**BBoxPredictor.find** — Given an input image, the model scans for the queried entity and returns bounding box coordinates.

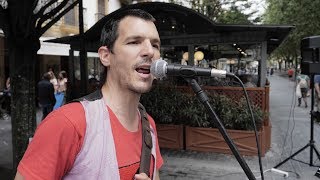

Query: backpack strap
[70,90,103,103]
[138,103,153,177]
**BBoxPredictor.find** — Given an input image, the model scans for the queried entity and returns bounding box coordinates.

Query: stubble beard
[128,80,153,94]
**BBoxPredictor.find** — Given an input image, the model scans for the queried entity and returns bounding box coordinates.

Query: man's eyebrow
[125,35,142,41]
[149,38,161,47]
[151,38,161,45]
[125,36,161,44]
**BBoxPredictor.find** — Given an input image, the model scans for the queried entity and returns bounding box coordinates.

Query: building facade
[0,0,124,91]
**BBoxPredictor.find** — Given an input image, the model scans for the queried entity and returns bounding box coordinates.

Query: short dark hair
[99,9,156,86]
[100,9,156,51]
[43,72,51,81]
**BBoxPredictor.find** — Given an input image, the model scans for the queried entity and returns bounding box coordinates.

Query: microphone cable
[229,73,265,180]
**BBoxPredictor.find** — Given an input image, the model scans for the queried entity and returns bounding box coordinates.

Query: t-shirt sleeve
[147,114,164,170]
[17,103,85,180]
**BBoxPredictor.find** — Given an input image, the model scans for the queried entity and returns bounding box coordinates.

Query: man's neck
[101,84,141,132]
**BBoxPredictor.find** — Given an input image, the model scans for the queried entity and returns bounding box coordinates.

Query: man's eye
[128,41,139,44]
[153,44,160,49]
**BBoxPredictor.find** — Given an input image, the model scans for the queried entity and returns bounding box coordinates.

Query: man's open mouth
[136,67,150,74]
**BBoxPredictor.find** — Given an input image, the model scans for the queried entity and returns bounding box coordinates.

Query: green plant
[209,95,264,131]
[140,83,190,125]
[141,84,264,131]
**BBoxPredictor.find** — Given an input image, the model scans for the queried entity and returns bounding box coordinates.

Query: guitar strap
[137,103,153,177]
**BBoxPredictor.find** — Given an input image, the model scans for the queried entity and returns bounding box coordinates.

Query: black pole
[188,78,256,180]
[67,49,75,101]
[79,0,88,96]
[310,74,315,165]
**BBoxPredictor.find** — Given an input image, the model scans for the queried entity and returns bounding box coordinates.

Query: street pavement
[1,71,320,180]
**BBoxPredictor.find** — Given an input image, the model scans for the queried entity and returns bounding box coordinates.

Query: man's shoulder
[298,74,308,79]
[59,102,85,119]
[38,80,48,85]
[54,102,86,134]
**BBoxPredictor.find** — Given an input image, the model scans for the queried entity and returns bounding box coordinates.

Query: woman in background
[48,71,58,93]
[54,71,67,109]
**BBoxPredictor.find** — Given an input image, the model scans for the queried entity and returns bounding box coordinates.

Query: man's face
[104,16,161,94]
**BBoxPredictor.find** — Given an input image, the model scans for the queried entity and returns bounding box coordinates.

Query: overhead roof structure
[47,2,293,55]
[46,2,293,88]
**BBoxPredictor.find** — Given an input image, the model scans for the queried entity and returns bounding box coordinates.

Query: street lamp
[194,51,204,61]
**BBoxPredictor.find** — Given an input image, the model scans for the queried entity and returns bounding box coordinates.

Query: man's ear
[98,46,111,67]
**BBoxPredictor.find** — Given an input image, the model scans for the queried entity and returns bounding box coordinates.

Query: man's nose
[141,40,154,58]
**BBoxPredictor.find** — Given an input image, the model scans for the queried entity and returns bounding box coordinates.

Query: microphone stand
[187,78,256,180]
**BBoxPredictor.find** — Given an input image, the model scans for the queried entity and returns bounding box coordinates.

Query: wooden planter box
[185,125,269,156]
[156,124,184,150]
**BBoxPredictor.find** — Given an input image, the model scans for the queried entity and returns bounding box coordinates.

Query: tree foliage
[216,5,252,24]
[168,0,223,21]
[167,0,257,24]
[190,0,222,21]
[264,0,320,63]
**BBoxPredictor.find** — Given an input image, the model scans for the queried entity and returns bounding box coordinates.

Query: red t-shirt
[18,103,163,180]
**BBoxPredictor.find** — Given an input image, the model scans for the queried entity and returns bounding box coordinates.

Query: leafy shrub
[141,84,264,131]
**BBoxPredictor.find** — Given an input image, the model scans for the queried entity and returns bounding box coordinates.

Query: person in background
[15,8,163,180]
[5,77,10,91]
[288,68,294,79]
[48,71,58,93]
[0,77,11,114]
[37,72,56,120]
[54,70,68,109]
[296,69,310,108]
[244,75,257,88]
[57,70,68,93]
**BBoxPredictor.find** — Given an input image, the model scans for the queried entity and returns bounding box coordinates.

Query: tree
[218,0,262,24]
[167,0,223,21]
[0,0,79,170]
[166,0,260,24]
[264,0,320,67]
[216,5,252,24]
[190,0,222,21]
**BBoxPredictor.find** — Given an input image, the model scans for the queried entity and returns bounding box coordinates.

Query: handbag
[296,84,302,98]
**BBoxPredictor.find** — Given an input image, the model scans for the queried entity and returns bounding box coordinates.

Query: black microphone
[150,59,233,79]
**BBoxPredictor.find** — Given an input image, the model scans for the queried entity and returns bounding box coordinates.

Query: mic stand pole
[187,78,256,180]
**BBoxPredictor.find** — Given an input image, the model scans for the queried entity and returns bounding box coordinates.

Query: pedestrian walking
[288,68,294,79]
[270,67,274,76]
[296,69,310,108]
[15,8,163,180]
[37,72,56,120]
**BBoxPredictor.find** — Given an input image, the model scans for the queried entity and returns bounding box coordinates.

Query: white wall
[83,0,98,29]
[108,0,121,13]
[83,0,122,29]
